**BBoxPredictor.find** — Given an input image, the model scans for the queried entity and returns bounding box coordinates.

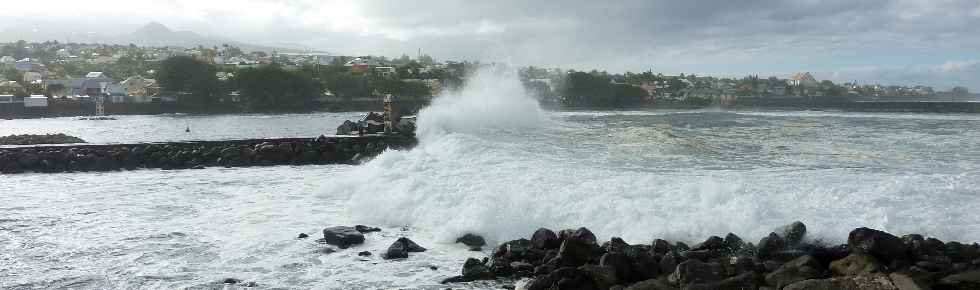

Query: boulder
[579,264,619,290]
[601,252,633,283]
[321,226,365,249]
[384,237,426,259]
[668,259,724,287]
[758,232,786,259]
[460,258,494,280]
[692,236,727,252]
[532,228,561,250]
[848,227,909,264]
[456,233,486,250]
[625,279,677,290]
[783,274,898,290]
[765,255,823,289]
[525,267,598,290]
[559,236,598,267]
[888,273,931,290]
[725,233,746,252]
[830,253,882,276]
[779,221,808,245]
[938,270,980,290]
[652,239,673,255]
[337,120,357,135]
[354,225,381,233]
[684,272,759,290]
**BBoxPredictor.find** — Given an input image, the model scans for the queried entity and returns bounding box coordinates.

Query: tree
[234,65,316,111]
[156,56,220,108]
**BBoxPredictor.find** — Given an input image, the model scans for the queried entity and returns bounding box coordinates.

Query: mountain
[1,22,321,53]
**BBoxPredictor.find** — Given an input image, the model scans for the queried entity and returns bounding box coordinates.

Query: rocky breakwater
[0,133,86,145]
[0,116,417,174]
[443,222,980,290]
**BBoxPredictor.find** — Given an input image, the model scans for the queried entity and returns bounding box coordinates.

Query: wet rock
[765,255,823,289]
[559,236,598,266]
[758,232,786,259]
[668,259,724,287]
[354,225,381,233]
[510,261,535,276]
[297,233,309,239]
[779,221,808,245]
[358,251,372,257]
[222,278,242,284]
[526,267,597,290]
[604,237,631,253]
[848,227,909,264]
[384,237,426,259]
[625,279,677,290]
[321,226,365,249]
[684,272,759,290]
[460,258,495,281]
[783,273,898,290]
[725,233,746,252]
[938,270,980,290]
[579,264,619,290]
[625,246,660,282]
[652,239,673,255]
[532,228,561,250]
[830,253,882,276]
[888,273,931,290]
[692,236,727,252]
[337,120,357,135]
[456,233,486,251]
[601,252,633,283]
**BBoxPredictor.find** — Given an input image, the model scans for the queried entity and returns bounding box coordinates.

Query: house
[119,76,158,103]
[375,66,396,78]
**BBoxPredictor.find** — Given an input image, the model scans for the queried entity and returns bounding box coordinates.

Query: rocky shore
[440,222,980,290]
[0,114,416,174]
[0,133,86,145]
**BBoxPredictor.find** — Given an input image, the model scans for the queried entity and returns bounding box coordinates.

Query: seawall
[0,135,416,174]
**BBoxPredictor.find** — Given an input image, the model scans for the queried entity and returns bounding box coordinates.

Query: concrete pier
[0,134,416,174]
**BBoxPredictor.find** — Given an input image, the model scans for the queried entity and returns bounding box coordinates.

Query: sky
[1,0,978,90]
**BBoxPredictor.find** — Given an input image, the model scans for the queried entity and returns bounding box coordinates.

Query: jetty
[0,111,417,174]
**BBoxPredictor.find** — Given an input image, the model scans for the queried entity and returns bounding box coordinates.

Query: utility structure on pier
[383,94,393,134]
[96,82,108,116]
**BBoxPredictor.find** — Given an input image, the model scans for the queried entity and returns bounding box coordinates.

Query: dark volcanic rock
[783,273,898,290]
[559,236,598,267]
[297,233,309,239]
[830,253,882,276]
[354,225,381,233]
[938,270,980,290]
[358,251,372,257]
[321,226,365,249]
[765,255,823,289]
[668,259,724,287]
[526,267,598,290]
[758,232,787,259]
[532,228,561,250]
[779,221,808,245]
[456,233,486,250]
[685,272,759,290]
[0,133,86,145]
[384,237,426,259]
[848,227,909,264]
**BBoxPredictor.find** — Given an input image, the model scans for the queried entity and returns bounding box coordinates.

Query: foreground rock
[322,226,365,249]
[441,223,980,290]
[457,233,487,251]
[384,237,426,259]
[0,133,85,145]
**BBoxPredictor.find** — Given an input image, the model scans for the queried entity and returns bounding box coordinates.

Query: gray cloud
[1,0,978,89]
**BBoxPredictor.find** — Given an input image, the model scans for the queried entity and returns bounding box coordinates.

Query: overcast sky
[2,0,978,90]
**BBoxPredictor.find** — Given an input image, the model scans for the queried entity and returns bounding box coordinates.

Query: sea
[2,70,980,289]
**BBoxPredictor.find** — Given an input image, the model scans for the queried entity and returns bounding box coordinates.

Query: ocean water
[3,71,980,289]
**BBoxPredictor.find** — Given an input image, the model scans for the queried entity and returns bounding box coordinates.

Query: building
[119,76,158,103]
[375,66,396,79]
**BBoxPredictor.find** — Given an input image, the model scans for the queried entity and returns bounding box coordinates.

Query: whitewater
[2,69,980,288]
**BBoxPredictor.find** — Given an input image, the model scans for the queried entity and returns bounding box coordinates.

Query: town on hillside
[1,40,977,117]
